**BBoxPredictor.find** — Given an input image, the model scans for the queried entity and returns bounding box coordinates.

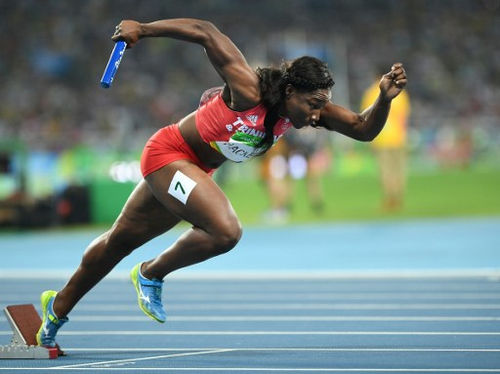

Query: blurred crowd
[0,0,498,154]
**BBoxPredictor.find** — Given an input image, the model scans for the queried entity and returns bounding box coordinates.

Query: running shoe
[36,290,68,347]
[130,263,166,323]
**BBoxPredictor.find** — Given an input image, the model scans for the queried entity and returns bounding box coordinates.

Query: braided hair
[256,56,335,153]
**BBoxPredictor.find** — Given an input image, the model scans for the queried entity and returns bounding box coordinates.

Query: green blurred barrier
[90,179,135,224]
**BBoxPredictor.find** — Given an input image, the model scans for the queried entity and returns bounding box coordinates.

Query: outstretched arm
[111,19,260,109]
[318,63,407,141]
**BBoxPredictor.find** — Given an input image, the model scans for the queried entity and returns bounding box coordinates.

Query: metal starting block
[0,304,63,359]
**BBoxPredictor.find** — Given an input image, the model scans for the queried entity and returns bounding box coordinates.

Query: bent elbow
[196,20,218,32]
[352,116,377,142]
[193,20,221,44]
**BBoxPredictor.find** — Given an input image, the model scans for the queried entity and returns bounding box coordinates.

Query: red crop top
[195,91,292,163]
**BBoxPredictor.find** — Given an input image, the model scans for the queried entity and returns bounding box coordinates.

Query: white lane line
[53,303,500,311]
[177,303,500,311]
[1,268,499,280]
[8,304,500,314]
[2,330,500,336]
[4,292,500,301]
[63,347,500,353]
[166,303,500,310]
[26,330,500,336]
[5,285,500,294]
[162,292,500,301]
[48,315,500,322]
[2,367,500,372]
[2,315,497,322]
[52,348,235,369]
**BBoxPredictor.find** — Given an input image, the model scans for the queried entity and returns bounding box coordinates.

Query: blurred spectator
[259,140,292,224]
[0,0,498,189]
[286,127,332,213]
[260,127,332,224]
[361,71,411,211]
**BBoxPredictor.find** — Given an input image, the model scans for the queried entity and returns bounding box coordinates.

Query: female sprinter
[36,18,407,347]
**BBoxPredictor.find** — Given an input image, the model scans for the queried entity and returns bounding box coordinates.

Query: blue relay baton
[100,40,127,88]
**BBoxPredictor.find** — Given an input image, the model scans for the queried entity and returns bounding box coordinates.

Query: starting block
[0,304,64,359]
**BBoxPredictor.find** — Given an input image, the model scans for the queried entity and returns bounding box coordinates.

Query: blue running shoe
[130,263,166,323]
[36,290,68,347]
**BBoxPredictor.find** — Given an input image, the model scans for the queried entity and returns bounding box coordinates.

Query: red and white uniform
[196,92,292,163]
[141,89,291,177]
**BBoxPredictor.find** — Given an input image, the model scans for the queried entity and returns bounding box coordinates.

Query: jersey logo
[225,116,245,132]
[246,115,259,126]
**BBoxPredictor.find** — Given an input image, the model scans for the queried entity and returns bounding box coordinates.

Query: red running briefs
[140,123,215,177]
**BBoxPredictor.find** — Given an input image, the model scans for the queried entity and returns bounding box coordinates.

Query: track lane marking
[51,348,235,369]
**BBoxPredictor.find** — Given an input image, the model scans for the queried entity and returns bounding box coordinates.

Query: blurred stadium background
[0,0,499,229]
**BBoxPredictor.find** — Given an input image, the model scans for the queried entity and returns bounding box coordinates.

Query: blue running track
[1,216,499,373]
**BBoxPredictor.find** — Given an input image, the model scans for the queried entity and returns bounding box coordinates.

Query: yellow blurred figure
[361,77,411,210]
